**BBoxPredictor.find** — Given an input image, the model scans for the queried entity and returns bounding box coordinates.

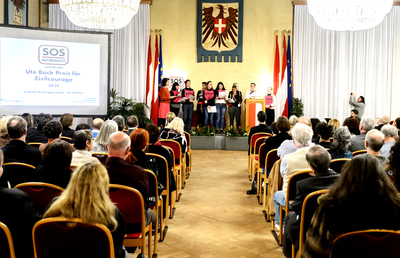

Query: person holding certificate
[228,84,242,128]
[196,82,207,126]
[169,82,181,117]
[180,79,195,132]
[214,82,229,134]
[203,81,216,128]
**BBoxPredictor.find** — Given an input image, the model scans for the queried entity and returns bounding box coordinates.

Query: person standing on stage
[181,79,195,132]
[203,81,216,128]
[265,86,276,126]
[245,83,261,104]
[228,84,242,128]
[169,82,181,117]
[215,82,229,134]
[196,82,207,126]
[349,93,365,120]
[159,78,175,127]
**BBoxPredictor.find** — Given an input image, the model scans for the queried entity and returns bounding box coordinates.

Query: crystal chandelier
[59,0,141,29]
[307,0,393,31]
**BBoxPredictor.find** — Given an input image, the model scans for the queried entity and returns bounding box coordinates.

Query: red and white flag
[145,35,153,112]
[150,35,160,123]
[275,34,288,118]
[273,35,280,97]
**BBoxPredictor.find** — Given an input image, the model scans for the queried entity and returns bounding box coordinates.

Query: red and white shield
[214,18,226,34]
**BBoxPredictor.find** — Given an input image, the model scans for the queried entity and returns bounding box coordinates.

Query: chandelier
[59,0,141,29]
[307,0,393,31]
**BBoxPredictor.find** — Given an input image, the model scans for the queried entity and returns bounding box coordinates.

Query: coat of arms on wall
[197,0,243,62]
[4,0,29,26]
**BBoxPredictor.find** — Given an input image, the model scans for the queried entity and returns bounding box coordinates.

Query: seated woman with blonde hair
[43,161,130,258]
[159,117,189,166]
[328,118,340,132]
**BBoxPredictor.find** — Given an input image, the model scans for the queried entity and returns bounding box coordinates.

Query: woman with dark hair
[310,118,320,142]
[159,78,175,127]
[126,128,150,168]
[21,113,34,128]
[316,122,333,149]
[349,93,365,119]
[196,82,207,126]
[169,82,181,117]
[33,139,73,189]
[342,117,360,136]
[387,140,400,191]
[214,82,228,134]
[60,113,75,142]
[302,154,400,257]
[39,121,65,152]
[203,81,216,128]
[328,126,353,159]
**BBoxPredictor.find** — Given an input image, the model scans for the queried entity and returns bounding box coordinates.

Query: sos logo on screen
[168,76,185,90]
[38,45,69,65]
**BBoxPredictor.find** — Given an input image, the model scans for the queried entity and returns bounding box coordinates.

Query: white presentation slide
[0,37,100,106]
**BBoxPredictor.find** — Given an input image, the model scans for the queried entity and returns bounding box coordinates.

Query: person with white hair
[265,86,276,125]
[273,123,314,231]
[91,120,119,153]
[375,114,390,131]
[381,125,398,158]
[159,117,188,166]
[349,115,375,152]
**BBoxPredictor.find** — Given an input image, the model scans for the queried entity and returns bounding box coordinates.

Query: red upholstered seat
[255,156,259,161]
[125,232,142,239]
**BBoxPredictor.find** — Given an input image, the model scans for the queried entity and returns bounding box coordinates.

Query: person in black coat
[1,116,42,167]
[248,111,272,155]
[0,149,41,258]
[26,113,52,144]
[282,146,340,258]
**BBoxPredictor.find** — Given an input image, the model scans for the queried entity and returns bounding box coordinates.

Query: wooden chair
[330,158,350,174]
[251,137,268,183]
[163,146,177,218]
[91,152,108,164]
[146,153,170,240]
[3,162,36,188]
[60,136,72,142]
[14,183,64,215]
[248,133,271,179]
[159,139,185,199]
[0,222,15,258]
[109,184,153,258]
[33,217,114,258]
[27,142,42,149]
[330,229,400,258]
[352,149,367,157]
[256,143,266,204]
[277,169,314,245]
[296,189,329,257]
[144,170,159,255]
[183,131,192,178]
[262,149,279,219]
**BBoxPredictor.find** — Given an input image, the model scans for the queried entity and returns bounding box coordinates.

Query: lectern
[245,99,265,132]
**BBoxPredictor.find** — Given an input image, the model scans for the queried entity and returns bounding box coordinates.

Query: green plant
[109,88,151,126]
[190,124,215,136]
[225,125,248,138]
[290,98,304,117]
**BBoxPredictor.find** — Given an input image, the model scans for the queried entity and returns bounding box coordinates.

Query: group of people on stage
[158,79,278,133]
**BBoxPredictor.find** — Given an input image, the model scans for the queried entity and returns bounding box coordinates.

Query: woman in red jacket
[159,78,178,127]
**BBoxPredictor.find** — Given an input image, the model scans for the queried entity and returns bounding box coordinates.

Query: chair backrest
[60,136,72,142]
[299,189,329,253]
[330,229,400,258]
[146,153,169,194]
[330,158,350,174]
[265,149,279,172]
[250,133,271,152]
[0,222,15,258]
[14,183,64,215]
[109,184,144,227]
[159,140,182,165]
[164,146,176,169]
[68,165,77,172]
[352,149,367,157]
[286,170,314,208]
[258,143,266,168]
[183,131,191,151]
[3,163,36,188]
[33,217,114,258]
[254,137,267,155]
[27,143,42,149]
[91,152,108,164]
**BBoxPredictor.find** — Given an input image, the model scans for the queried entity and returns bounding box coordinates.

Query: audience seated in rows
[283,146,340,258]
[302,154,400,257]
[315,122,333,149]
[289,115,297,130]
[127,129,151,168]
[0,149,41,258]
[165,112,176,127]
[362,129,387,166]
[113,115,125,132]
[26,113,52,144]
[387,140,400,190]
[310,118,320,142]
[34,140,72,189]
[43,161,130,258]
[328,119,340,132]
[375,114,390,131]
[91,118,104,138]
[60,113,75,142]
[328,126,353,159]
[2,116,42,167]
[104,131,156,233]
[393,117,400,135]
[39,121,62,152]
[160,117,189,166]
[21,113,34,128]
[273,123,314,230]
[248,111,272,155]
[76,123,90,131]
[0,115,11,148]
[278,116,313,158]
[71,130,99,166]
[342,117,360,136]
[92,120,118,153]
[270,122,279,135]
[125,115,139,137]
[348,115,374,152]
[381,125,398,158]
